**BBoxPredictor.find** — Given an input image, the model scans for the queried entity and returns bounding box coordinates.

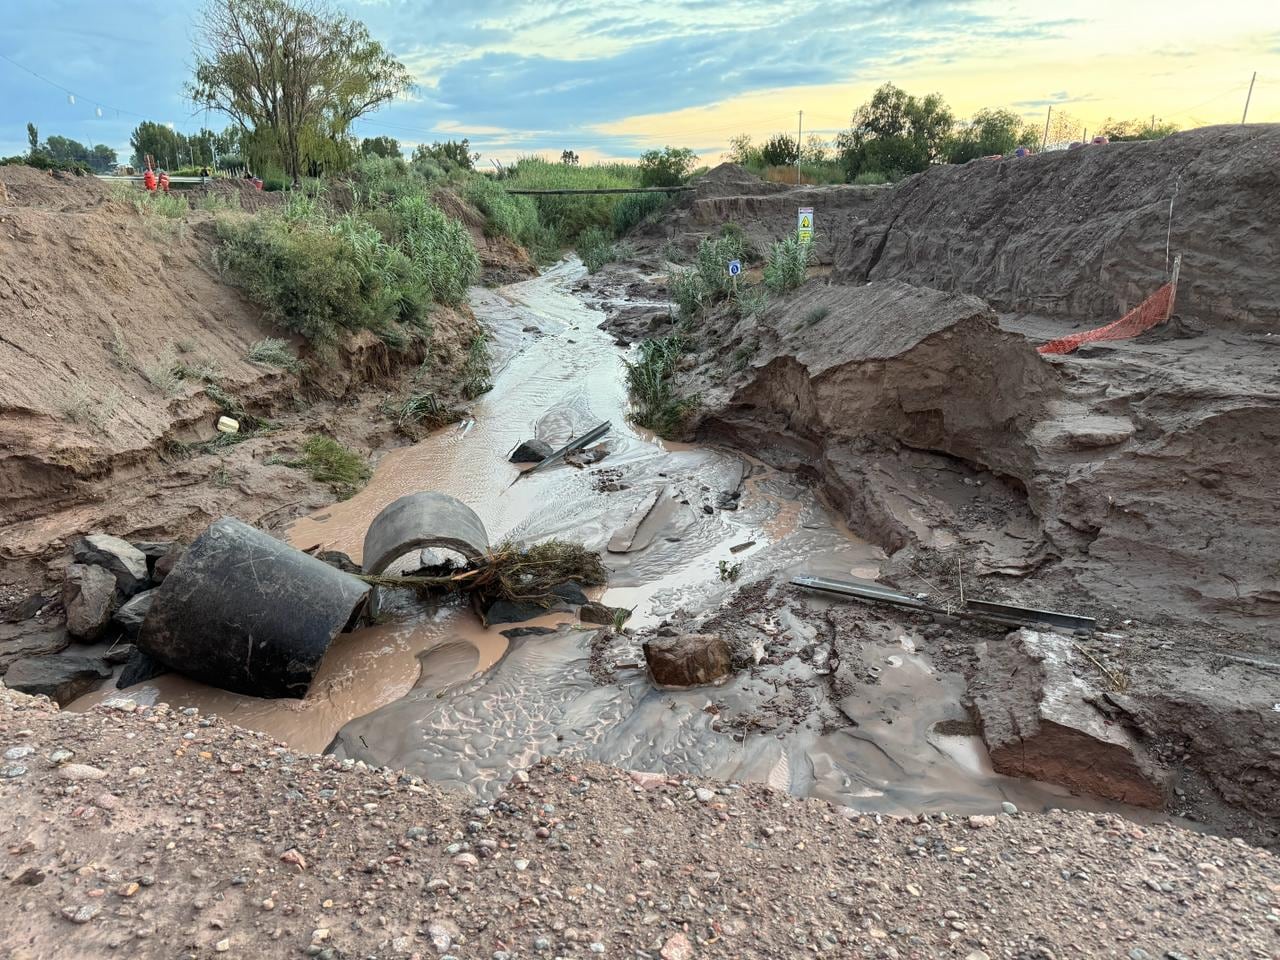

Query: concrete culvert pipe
[136,517,371,699]
[361,492,490,576]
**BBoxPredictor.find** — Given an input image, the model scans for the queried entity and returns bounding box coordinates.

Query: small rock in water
[1001,801,1018,815]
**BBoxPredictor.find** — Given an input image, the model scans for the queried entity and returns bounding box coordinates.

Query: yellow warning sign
[797,207,814,241]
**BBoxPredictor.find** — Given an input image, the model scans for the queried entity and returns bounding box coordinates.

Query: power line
[0,52,149,121]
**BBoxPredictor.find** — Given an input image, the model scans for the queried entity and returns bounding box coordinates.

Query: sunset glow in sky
[2,0,1277,163]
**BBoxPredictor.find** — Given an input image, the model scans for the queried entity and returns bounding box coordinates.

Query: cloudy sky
[2,0,1277,163]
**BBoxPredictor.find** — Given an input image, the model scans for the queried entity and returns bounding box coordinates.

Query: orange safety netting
[1037,282,1175,355]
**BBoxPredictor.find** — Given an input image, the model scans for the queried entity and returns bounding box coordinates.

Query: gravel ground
[1,683,1277,960]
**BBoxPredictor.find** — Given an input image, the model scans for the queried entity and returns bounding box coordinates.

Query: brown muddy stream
[78,258,1120,818]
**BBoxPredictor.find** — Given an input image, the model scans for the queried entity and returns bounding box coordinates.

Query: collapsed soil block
[972,629,1168,807]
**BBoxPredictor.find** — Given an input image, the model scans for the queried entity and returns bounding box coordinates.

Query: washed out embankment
[584,126,1280,837]
[0,165,485,601]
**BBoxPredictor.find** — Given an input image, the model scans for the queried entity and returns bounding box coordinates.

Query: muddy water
[78,258,1127,818]
[76,259,878,749]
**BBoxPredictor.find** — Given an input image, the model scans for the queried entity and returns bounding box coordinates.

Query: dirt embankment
[587,125,1280,831]
[0,166,483,599]
[835,124,1280,331]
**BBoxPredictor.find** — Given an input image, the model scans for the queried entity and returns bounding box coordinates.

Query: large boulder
[61,563,118,640]
[152,545,184,583]
[0,621,71,673]
[117,647,168,688]
[72,534,149,596]
[971,629,1168,807]
[113,589,156,636]
[130,540,179,579]
[5,654,111,705]
[643,633,732,687]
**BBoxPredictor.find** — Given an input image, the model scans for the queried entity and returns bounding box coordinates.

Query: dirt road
[3,685,1278,960]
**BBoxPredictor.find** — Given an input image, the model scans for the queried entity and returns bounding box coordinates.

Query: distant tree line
[728,83,1182,183]
[17,122,117,173]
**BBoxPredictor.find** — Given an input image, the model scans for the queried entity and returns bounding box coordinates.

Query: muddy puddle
[75,258,1148,818]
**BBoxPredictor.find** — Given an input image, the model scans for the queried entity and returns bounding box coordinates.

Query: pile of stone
[0,535,183,705]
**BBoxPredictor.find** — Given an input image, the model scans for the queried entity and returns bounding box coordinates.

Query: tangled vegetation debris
[359,538,606,609]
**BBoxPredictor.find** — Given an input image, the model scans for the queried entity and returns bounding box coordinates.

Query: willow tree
[188,0,411,184]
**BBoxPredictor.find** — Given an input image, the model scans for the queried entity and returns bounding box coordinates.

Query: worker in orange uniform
[158,170,170,193]
[143,167,157,191]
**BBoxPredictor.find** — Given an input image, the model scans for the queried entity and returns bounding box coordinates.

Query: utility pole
[796,110,803,185]
[1041,104,1052,151]
[1242,71,1256,124]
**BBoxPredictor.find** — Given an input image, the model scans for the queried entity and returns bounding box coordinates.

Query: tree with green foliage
[802,135,829,164]
[836,83,955,180]
[189,0,412,184]
[945,108,1026,163]
[1099,117,1179,141]
[760,133,799,166]
[725,134,761,167]
[560,150,580,165]
[637,146,697,187]
[40,135,118,172]
[360,135,401,158]
[27,123,38,158]
[130,121,186,169]
[412,139,478,171]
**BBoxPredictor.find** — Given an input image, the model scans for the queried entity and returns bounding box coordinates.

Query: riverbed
[78,258,1123,818]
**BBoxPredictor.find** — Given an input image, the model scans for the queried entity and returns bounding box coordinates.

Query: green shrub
[463,177,539,243]
[505,156,640,247]
[246,337,302,373]
[611,192,668,236]
[695,233,745,298]
[389,195,480,307]
[136,192,189,219]
[763,235,814,294]
[1,154,89,175]
[331,214,432,334]
[143,345,183,396]
[217,216,362,345]
[195,190,240,212]
[852,171,889,185]
[397,391,452,428]
[296,435,370,497]
[669,268,704,320]
[625,336,697,438]
[461,334,492,399]
[738,286,769,321]
[637,147,697,188]
[577,226,617,273]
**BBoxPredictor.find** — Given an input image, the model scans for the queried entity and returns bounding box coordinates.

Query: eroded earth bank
[2,128,1280,959]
